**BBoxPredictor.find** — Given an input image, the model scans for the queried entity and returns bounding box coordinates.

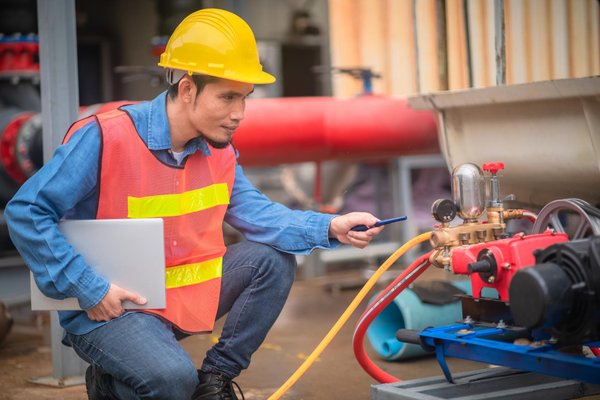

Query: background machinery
[423,162,599,379]
[356,76,600,399]
[361,160,600,398]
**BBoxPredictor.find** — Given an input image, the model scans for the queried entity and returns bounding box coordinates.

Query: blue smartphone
[350,215,408,232]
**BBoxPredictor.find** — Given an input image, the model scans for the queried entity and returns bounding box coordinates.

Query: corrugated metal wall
[328,0,600,97]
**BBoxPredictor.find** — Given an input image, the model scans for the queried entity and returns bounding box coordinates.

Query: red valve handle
[482,162,504,174]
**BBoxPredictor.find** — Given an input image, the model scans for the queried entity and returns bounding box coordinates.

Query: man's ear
[178,77,195,103]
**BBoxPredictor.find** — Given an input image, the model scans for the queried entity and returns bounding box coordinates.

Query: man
[5,8,384,400]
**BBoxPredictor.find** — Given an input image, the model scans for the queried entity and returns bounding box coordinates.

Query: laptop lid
[30,218,166,310]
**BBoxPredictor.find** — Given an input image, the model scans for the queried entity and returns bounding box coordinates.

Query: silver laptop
[30,218,166,310]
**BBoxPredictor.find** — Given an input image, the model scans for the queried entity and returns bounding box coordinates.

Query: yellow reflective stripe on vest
[127,183,229,218]
[165,257,223,289]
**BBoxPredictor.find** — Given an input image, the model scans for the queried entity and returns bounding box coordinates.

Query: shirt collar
[147,91,211,156]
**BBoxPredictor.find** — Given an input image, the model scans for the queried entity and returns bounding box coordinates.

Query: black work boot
[193,370,245,400]
[85,365,115,400]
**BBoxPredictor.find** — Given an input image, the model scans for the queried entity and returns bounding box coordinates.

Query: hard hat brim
[158,62,276,85]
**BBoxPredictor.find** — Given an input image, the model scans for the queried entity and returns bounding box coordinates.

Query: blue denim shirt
[4,91,338,335]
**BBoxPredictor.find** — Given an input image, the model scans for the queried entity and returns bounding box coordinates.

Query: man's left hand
[329,212,384,249]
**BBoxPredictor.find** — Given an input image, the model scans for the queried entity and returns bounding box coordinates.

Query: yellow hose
[267,232,432,400]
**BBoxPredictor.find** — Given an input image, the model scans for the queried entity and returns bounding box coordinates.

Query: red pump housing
[452,231,569,300]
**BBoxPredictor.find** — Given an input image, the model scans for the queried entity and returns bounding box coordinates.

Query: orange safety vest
[63,108,236,333]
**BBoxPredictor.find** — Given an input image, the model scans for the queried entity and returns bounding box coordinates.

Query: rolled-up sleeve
[4,122,110,309]
[225,164,340,255]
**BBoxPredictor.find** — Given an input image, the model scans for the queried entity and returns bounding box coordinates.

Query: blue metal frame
[419,323,600,384]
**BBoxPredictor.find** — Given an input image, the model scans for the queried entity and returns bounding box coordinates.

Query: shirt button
[173,240,178,246]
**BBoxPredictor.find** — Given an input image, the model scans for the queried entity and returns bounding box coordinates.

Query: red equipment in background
[0,96,438,205]
[78,96,439,166]
[235,96,439,166]
[0,34,39,75]
[0,111,35,184]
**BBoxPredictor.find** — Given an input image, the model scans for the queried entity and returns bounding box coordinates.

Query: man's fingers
[87,309,112,322]
[86,310,98,321]
[351,239,369,249]
[121,290,147,306]
[84,284,141,322]
[347,232,371,248]
[348,231,372,241]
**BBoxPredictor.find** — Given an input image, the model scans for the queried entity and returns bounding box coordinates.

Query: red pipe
[0,96,439,187]
[93,97,439,166]
[234,96,439,166]
[353,252,432,383]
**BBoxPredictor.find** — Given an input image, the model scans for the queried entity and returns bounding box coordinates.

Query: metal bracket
[434,339,454,383]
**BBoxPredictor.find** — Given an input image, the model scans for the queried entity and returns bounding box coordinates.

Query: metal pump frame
[419,323,600,384]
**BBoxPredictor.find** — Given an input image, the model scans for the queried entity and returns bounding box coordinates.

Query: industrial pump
[361,161,600,386]
[426,162,599,383]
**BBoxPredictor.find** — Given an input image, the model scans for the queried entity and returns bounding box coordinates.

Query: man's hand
[329,212,384,249]
[86,283,147,322]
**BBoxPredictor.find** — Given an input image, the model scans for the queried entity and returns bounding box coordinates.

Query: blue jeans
[66,241,297,400]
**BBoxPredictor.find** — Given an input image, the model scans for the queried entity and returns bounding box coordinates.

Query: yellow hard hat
[158,8,275,84]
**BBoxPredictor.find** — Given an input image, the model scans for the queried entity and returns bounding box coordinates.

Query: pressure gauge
[431,199,457,223]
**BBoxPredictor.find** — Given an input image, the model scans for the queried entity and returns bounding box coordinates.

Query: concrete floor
[0,265,596,400]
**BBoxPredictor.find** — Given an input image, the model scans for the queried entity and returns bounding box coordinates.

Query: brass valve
[427,161,526,270]
[428,220,506,269]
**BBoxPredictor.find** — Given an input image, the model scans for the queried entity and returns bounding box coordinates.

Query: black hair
[167,74,219,100]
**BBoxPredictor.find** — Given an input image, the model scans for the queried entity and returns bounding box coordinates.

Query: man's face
[188,78,254,149]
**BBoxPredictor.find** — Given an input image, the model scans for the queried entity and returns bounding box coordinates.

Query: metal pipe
[36,0,87,383]
[494,0,506,85]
